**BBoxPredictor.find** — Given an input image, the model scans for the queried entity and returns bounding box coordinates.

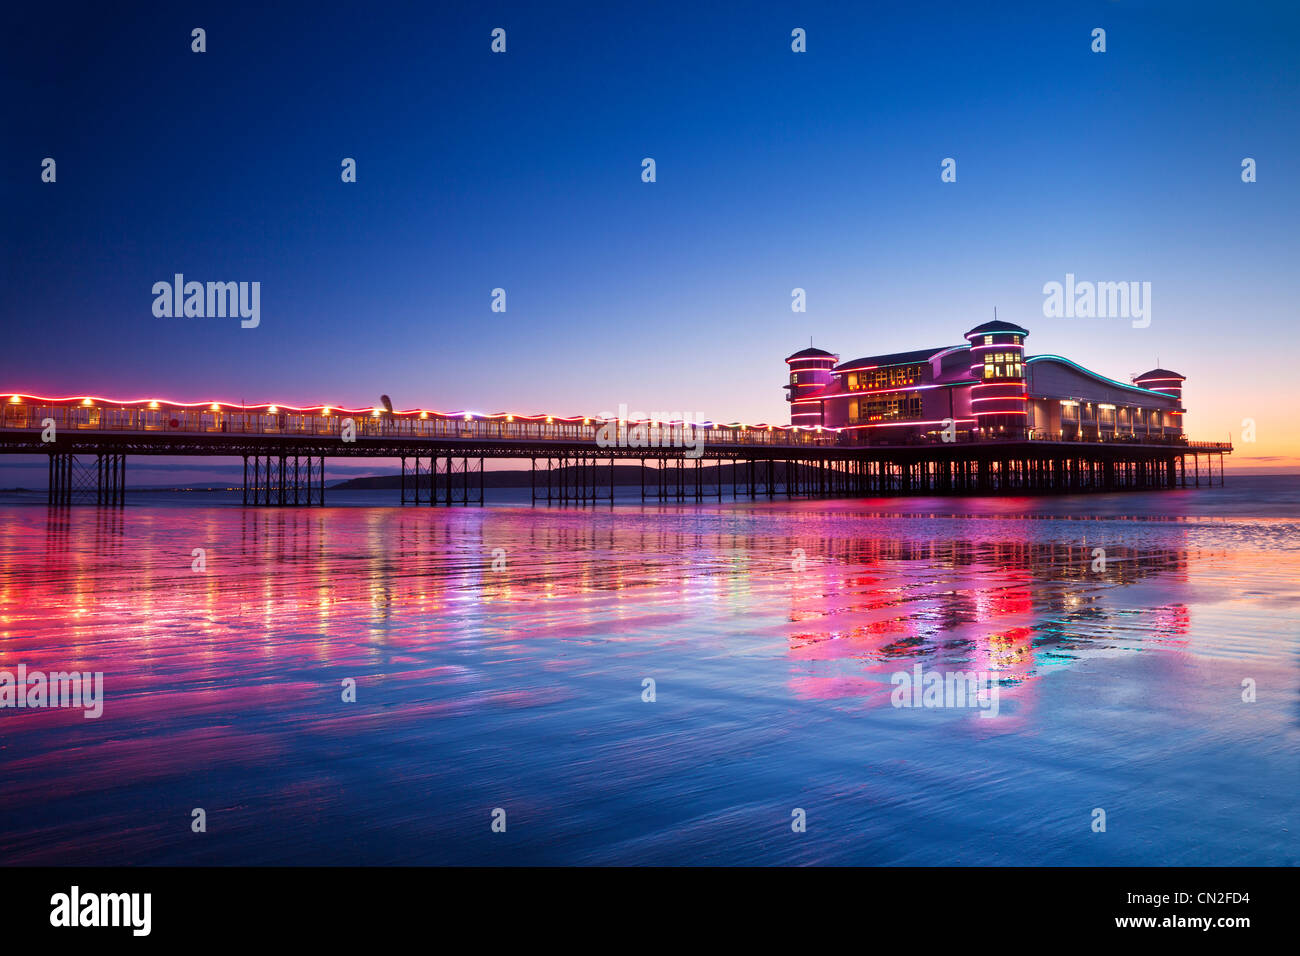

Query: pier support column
[50,453,127,506]
[47,453,70,506]
[94,453,125,506]
[239,453,326,506]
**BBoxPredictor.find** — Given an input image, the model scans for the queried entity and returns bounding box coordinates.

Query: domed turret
[1133,368,1185,437]
[965,321,1029,436]
[1133,368,1185,402]
[785,346,838,426]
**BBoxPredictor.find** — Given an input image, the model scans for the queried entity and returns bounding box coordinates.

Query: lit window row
[847,392,922,423]
[845,364,925,391]
[983,361,1023,378]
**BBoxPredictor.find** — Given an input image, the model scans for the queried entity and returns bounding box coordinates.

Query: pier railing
[2,400,835,447]
[0,397,1230,452]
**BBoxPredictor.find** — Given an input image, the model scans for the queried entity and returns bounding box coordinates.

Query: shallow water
[0,478,1297,865]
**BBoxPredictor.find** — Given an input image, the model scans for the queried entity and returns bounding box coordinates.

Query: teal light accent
[1025,355,1174,398]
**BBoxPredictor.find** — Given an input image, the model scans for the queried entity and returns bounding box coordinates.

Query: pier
[1,394,1230,506]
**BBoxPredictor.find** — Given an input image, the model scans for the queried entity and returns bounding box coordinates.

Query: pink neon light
[964,330,1026,340]
[832,383,943,398]
[838,419,977,430]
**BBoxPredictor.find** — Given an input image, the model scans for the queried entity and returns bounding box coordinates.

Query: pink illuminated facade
[785,321,1186,443]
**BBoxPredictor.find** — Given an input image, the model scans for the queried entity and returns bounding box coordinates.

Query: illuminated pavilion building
[785,321,1184,443]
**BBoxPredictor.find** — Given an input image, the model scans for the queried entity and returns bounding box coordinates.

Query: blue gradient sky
[3,0,1298,479]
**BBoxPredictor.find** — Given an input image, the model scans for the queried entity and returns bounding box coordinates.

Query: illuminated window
[790,373,798,384]
[984,335,993,345]
[860,391,921,422]
[984,349,1024,379]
